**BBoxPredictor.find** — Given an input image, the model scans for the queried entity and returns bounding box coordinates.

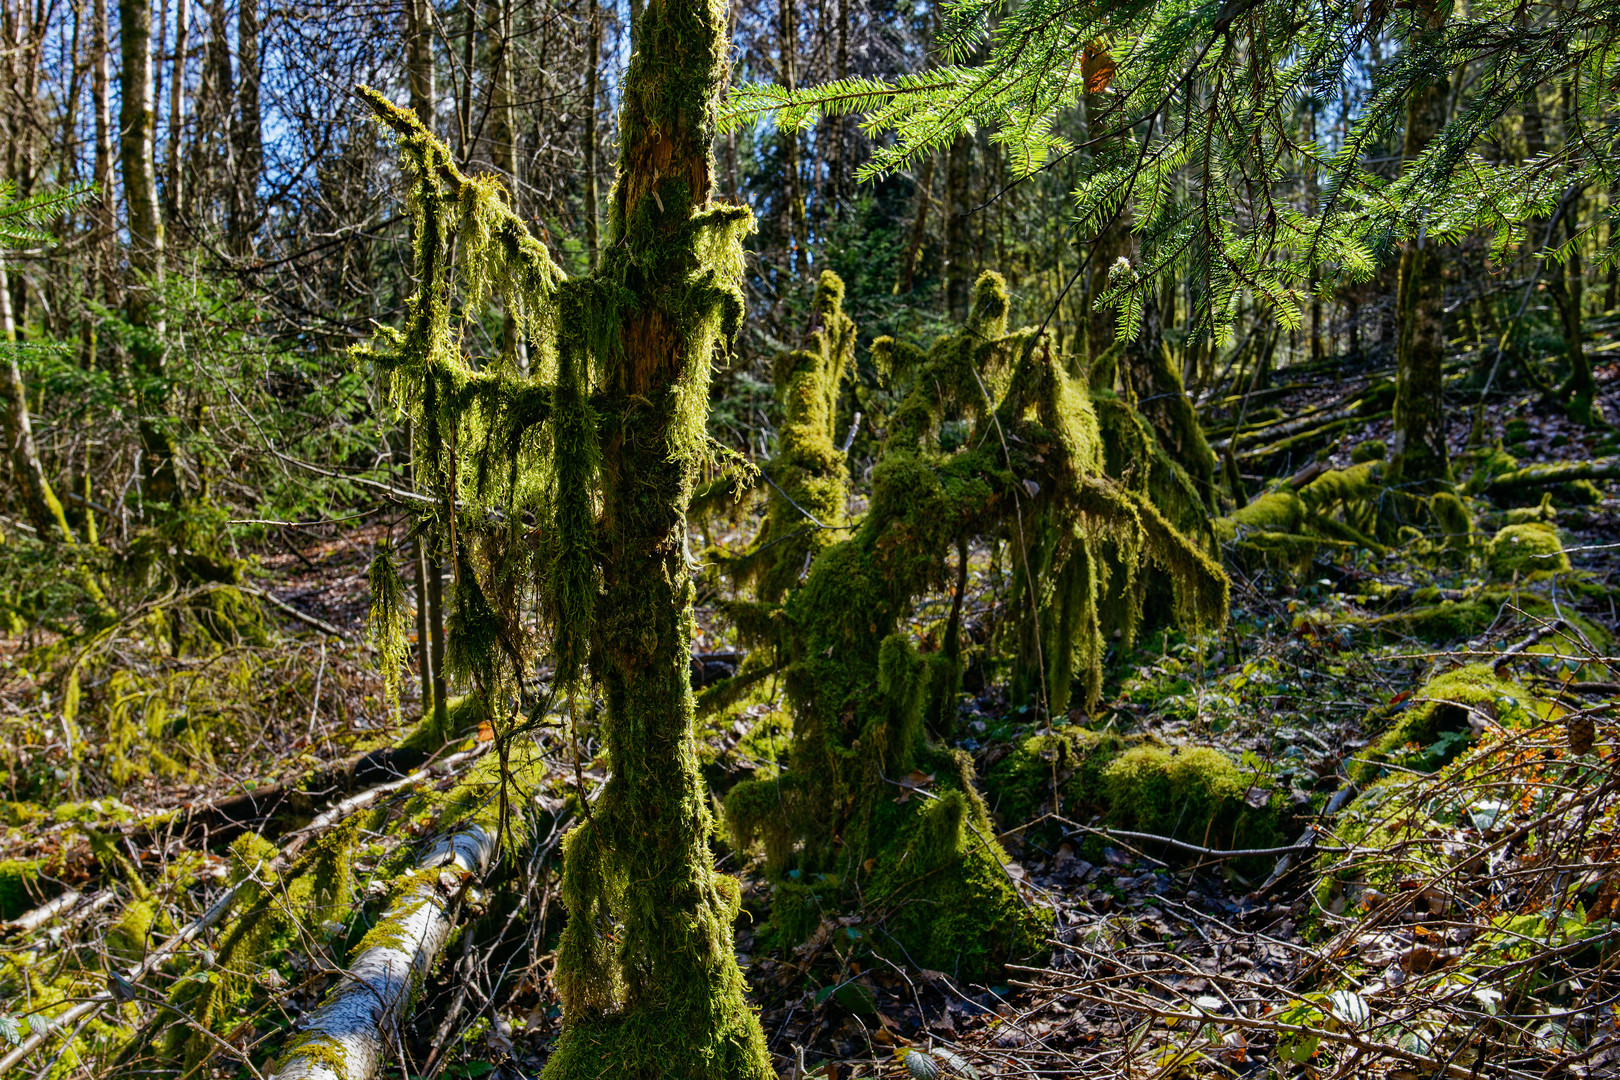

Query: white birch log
[266,825,497,1080]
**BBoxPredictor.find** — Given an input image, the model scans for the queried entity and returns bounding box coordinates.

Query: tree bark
[164,0,189,229]
[0,256,72,541]
[894,154,933,295]
[405,0,434,127]
[582,0,599,270]
[264,827,497,1080]
[120,0,183,509]
[1388,62,1450,489]
[943,134,971,318]
[230,0,261,253]
[778,0,806,277]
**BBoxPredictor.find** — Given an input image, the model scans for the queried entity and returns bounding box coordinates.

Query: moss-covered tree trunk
[543,2,771,1076]
[1388,63,1450,489]
[0,256,72,541]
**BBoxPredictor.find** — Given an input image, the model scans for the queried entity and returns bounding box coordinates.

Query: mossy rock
[983,730,1284,873]
[1351,664,1530,783]
[1487,523,1569,578]
[1100,745,1284,858]
[0,858,45,921]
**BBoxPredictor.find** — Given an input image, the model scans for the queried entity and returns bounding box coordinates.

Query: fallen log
[1484,456,1620,494]
[265,825,497,1080]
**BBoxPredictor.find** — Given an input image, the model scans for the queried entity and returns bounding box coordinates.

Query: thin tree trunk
[426,549,447,723]
[120,0,182,508]
[779,0,806,277]
[1388,60,1450,488]
[230,0,260,253]
[943,134,971,318]
[894,154,933,295]
[164,0,189,228]
[0,256,71,541]
[582,0,599,270]
[457,0,475,158]
[405,0,434,127]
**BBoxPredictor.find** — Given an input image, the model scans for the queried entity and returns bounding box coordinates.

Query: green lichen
[1487,522,1570,578]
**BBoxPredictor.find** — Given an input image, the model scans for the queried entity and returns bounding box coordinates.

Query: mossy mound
[1102,745,1283,851]
[983,728,1284,871]
[984,726,1127,830]
[1487,522,1570,578]
[1214,488,1315,574]
[1351,664,1531,783]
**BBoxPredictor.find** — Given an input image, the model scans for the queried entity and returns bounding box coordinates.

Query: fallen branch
[265,825,497,1080]
[0,877,245,1076]
[238,584,350,639]
[1484,456,1620,494]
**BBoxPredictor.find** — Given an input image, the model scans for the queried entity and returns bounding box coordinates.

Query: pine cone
[1568,713,1596,757]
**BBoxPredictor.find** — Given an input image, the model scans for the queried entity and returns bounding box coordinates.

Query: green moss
[107,899,160,964]
[398,692,485,753]
[1100,745,1282,854]
[0,858,45,920]
[1350,439,1386,464]
[983,726,1127,832]
[274,1032,352,1080]
[1351,664,1526,782]
[1487,522,1570,577]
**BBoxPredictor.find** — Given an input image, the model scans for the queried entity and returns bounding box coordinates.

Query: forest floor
[2,339,1618,1080]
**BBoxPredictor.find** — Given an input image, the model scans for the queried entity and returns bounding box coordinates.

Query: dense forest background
[0,0,1618,1077]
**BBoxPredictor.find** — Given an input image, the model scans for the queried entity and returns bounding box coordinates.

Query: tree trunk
[164,0,189,230]
[1084,90,1129,365]
[426,547,447,723]
[582,0,599,270]
[120,0,182,509]
[894,154,933,295]
[230,0,261,253]
[405,0,434,127]
[0,256,71,541]
[778,0,806,277]
[542,1,771,1074]
[943,134,971,318]
[1388,64,1450,488]
[264,827,497,1080]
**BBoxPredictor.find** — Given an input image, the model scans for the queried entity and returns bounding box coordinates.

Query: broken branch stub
[266,826,496,1080]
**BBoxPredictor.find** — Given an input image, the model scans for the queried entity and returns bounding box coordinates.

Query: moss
[1351,664,1526,782]
[719,271,856,602]
[274,1032,352,1080]
[0,858,45,920]
[398,692,485,753]
[1350,439,1386,464]
[1100,745,1282,854]
[983,726,1127,832]
[1487,522,1569,578]
[107,898,161,964]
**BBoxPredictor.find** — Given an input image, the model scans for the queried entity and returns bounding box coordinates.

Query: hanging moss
[723,271,1225,980]
[718,271,856,602]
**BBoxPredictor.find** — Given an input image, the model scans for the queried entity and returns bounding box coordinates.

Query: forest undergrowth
[1,311,1615,1080]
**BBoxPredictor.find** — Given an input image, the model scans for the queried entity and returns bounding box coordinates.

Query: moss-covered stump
[983,728,1284,871]
[1486,522,1569,578]
[1350,663,1545,783]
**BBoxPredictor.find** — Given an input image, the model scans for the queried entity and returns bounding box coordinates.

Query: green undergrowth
[983,727,1286,873]
[1350,663,1555,783]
